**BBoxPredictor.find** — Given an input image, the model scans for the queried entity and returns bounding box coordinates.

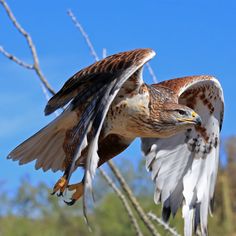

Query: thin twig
[0,46,33,69]
[146,62,158,83]
[0,0,55,96]
[100,169,143,236]
[148,212,181,236]
[102,48,107,59]
[38,82,59,116]
[67,9,99,62]
[108,161,160,236]
[39,82,51,102]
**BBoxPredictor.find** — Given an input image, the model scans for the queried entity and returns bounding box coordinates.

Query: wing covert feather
[45,48,155,115]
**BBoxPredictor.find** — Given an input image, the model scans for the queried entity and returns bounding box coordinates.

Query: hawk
[8,49,224,236]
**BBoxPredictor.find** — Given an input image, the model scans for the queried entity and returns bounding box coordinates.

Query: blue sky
[1,0,236,190]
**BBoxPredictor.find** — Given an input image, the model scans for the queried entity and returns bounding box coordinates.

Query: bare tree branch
[39,82,60,117]
[148,212,181,236]
[67,9,99,62]
[0,46,33,69]
[100,169,143,236]
[0,0,38,63]
[108,161,160,236]
[102,48,107,59]
[0,0,55,96]
[146,62,158,83]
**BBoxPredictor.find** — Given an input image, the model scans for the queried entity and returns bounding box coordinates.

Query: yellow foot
[64,182,84,206]
[51,176,68,196]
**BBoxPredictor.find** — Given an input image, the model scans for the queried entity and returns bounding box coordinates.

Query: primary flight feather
[8,48,224,236]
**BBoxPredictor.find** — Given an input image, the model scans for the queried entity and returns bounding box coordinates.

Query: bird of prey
[8,48,224,236]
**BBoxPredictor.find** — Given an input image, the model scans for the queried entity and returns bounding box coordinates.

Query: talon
[64,182,84,205]
[52,176,68,196]
[64,199,76,206]
[57,192,64,197]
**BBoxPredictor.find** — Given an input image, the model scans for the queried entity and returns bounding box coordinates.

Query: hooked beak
[177,111,202,126]
[195,115,202,126]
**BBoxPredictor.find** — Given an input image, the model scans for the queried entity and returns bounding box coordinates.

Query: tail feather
[34,132,61,170]
[43,132,65,172]
[45,131,66,172]
[17,129,54,166]
[8,110,78,172]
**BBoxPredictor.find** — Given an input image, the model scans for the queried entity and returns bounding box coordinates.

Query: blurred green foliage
[1,137,236,236]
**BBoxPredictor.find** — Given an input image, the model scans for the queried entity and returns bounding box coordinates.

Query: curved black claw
[51,191,63,197]
[64,199,76,206]
[57,191,64,197]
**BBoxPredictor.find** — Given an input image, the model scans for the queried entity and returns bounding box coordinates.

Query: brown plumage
[8,49,224,236]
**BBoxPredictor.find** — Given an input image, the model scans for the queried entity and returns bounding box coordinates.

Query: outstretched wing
[8,49,155,177]
[63,49,155,190]
[44,48,155,115]
[142,76,224,236]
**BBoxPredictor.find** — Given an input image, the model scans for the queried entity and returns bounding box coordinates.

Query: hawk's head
[153,103,202,138]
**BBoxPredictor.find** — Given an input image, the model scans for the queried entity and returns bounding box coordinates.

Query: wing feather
[8,49,155,177]
[68,49,156,198]
[142,76,224,236]
[8,109,78,172]
[45,48,155,115]
[53,49,155,217]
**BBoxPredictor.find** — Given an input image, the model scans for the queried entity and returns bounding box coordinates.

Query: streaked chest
[105,89,150,137]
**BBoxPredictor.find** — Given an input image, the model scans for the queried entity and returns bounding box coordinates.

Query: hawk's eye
[177,110,187,116]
